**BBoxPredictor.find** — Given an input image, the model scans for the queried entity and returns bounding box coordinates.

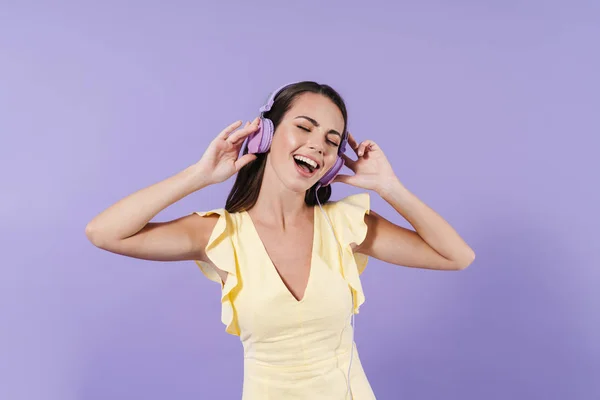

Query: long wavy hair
[225,81,348,213]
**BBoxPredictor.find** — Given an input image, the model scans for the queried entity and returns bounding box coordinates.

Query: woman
[86,81,475,399]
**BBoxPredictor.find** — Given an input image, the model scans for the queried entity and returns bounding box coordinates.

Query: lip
[293,153,322,169]
[294,160,316,178]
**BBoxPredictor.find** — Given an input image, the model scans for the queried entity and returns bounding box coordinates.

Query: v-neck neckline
[243,206,318,303]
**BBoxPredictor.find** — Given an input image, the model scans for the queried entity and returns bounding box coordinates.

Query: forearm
[378,179,475,265]
[85,164,210,243]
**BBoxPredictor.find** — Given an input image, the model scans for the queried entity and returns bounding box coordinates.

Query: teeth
[294,155,318,169]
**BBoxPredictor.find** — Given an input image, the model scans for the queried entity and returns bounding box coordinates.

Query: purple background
[2,1,598,399]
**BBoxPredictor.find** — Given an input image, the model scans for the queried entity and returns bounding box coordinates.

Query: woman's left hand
[332,133,400,194]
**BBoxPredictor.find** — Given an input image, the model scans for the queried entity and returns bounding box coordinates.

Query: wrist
[181,163,212,192]
[376,176,407,199]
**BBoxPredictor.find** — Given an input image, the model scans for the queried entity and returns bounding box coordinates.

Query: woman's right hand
[196,117,261,185]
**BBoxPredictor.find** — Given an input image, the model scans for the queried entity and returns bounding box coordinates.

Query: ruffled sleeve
[325,192,370,314]
[193,209,241,336]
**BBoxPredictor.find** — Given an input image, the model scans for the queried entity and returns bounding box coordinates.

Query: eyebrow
[294,115,342,137]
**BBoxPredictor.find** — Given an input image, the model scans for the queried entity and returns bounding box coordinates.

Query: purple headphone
[243,82,348,188]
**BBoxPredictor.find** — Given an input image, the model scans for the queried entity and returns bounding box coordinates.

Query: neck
[250,162,312,229]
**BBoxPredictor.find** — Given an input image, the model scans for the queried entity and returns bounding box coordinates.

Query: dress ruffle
[325,193,371,314]
[194,209,241,336]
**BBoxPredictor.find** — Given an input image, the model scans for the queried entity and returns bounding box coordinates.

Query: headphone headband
[258,83,294,114]
[258,81,347,153]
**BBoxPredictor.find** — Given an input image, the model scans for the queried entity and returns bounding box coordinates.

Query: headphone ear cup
[246,118,274,154]
[318,156,345,187]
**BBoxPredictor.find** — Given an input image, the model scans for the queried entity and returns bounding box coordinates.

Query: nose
[308,144,323,155]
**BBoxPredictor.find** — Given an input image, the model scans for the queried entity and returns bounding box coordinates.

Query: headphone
[243,82,349,189]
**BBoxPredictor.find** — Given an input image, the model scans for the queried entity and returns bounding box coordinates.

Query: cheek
[268,132,294,165]
[271,130,303,160]
[271,128,296,150]
[323,153,339,171]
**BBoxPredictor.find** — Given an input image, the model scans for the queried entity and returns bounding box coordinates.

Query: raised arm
[333,133,475,271]
[85,118,260,263]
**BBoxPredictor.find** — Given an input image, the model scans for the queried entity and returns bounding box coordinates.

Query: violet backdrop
[1,1,598,399]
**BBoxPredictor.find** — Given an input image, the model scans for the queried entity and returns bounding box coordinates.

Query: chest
[252,223,314,302]
[231,211,354,339]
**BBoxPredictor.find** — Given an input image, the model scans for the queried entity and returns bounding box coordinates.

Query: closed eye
[296,125,339,147]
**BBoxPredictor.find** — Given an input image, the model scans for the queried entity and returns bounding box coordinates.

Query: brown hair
[225,81,348,213]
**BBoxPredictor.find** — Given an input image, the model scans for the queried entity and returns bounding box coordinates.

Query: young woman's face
[266,92,345,193]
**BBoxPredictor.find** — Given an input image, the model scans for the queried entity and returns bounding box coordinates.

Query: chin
[282,178,317,194]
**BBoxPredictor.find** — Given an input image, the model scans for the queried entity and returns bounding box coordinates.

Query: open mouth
[293,155,320,175]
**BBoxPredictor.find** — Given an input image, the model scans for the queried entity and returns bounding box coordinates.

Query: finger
[341,153,357,171]
[217,120,243,139]
[358,140,377,157]
[238,121,251,135]
[227,117,260,144]
[234,153,258,170]
[347,132,359,153]
[357,141,370,157]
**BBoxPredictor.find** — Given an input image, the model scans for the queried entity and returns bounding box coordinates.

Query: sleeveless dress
[193,193,376,399]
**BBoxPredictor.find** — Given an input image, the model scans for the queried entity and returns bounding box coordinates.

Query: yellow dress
[194,193,376,399]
